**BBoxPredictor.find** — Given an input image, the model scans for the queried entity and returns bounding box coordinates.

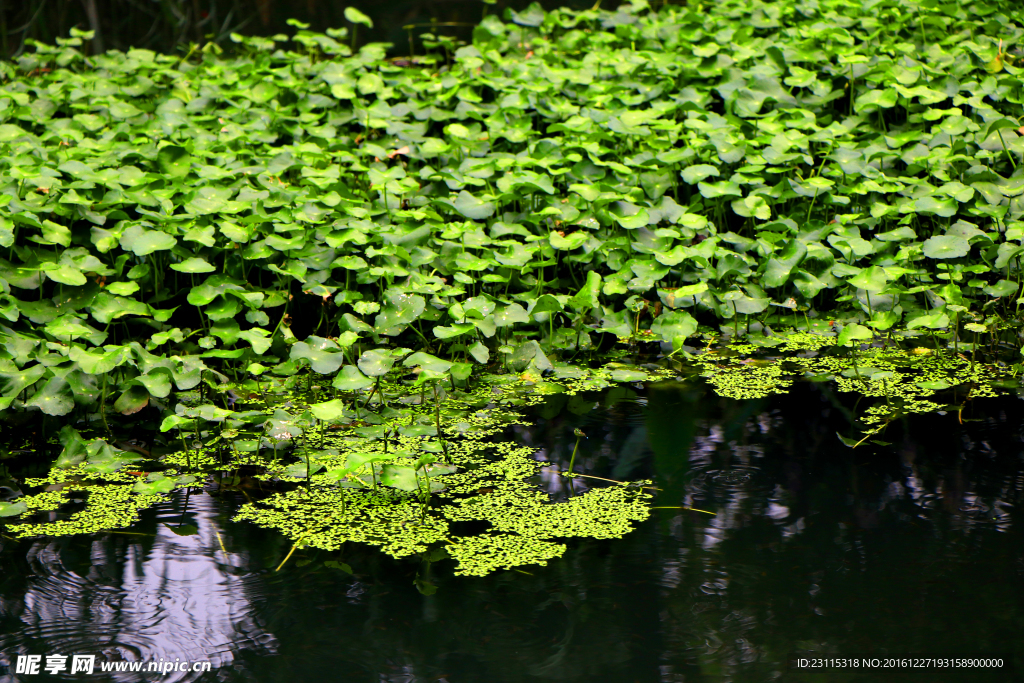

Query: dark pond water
[1,380,1022,682]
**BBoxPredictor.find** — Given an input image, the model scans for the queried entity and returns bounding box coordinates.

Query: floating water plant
[3,362,664,575]
[3,0,1024,575]
[688,330,1004,447]
[2,0,1024,428]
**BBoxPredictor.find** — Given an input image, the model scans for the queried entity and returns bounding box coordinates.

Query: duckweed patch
[2,337,1019,573]
[691,331,1005,446]
[5,362,659,575]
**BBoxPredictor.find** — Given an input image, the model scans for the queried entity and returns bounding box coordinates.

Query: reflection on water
[1,380,1022,681]
[0,495,276,681]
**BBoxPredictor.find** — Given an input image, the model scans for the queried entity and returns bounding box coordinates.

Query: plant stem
[100,372,110,436]
[567,434,582,474]
[433,382,449,462]
[274,533,309,572]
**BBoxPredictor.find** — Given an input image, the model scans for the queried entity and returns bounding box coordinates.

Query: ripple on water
[0,493,277,682]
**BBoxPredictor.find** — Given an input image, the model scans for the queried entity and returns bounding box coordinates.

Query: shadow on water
[1,379,1022,682]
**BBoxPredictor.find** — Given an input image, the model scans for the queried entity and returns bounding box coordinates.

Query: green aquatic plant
[567,427,586,476]
[7,431,200,538]
[3,0,1024,439]
[1,331,1016,574]
[690,329,1005,447]
[4,0,1024,577]
[3,362,661,575]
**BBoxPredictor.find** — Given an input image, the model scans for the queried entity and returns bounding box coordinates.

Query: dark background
[0,0,613,61]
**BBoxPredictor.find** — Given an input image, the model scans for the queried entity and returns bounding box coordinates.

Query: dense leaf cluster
[1,0,1023,421]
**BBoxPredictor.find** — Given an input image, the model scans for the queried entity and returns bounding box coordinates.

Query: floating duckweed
[10,442,202,538]
[11,486,165,538]
[162,449,221,471]
[234,487,450,558]
[699,359,794,400]
[23,463,139,486]
[443,481,652,541]
[236,366,654,574]
[446,535,567,577]
[5,350,1011,572]
[779,332,839,353]
[693,333,1006,443]
[5,362,664,576]
[13,490,68,513]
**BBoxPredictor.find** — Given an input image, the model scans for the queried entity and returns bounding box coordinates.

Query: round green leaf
[922,235,969,259]
[450,361,472,382]
[681,165,719,184]
[493,304,529,327]
[132,475,176,494]
[170,257,216,273]
[344,7,373,27]
[0,501,27,517]
[906,309,950,330]
[248,362,269,376]
[549,231,588,250]
[610,368,649,382]
[0,124,27,142]
[434,323,475,339]
[44,264,87,286]
[453,191,495,220]
[357,349,395,377]
[609,202,650,229]
[402,352,453,374]
[332,365,374,391]
[373,293,425,334]
[983,279,1018,298]
[309,398,348,421]
[69,346,130,374]
[731,195,771,221]
[468,342,489,364]
[847,266,889,293]
[698,180,742,198]
[157,145,191,178]
[837,323,873,346]
[26,377,75,416]
[114,385,150,415]
[290,336,346,374]
[134,369,173,398]
[532,294,563,314]
[650,310,698,345]
[721,290,769,314]
[120,225,177,255]
[379,464,421,491]
[106,281,140,296]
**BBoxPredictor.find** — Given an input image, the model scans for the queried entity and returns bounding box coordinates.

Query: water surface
[1,380,1021,682]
